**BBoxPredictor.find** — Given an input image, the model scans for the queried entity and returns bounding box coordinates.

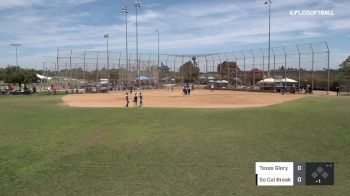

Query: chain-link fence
[340,76,350,96]
[42,41,331,93]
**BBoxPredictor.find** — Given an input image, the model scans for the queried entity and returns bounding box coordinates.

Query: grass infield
[0,95,349,195]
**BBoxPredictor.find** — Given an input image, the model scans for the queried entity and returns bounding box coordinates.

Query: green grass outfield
[0,95,349,195]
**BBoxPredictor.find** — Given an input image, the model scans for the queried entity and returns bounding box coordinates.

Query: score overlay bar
[256,162,294,186]
[256,162,334,186]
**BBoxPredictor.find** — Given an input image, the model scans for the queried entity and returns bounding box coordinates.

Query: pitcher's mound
[62,89,304,109]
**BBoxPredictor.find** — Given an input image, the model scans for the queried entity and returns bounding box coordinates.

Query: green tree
[4,66,38,89]
[339,55,350,76]
[217,61,240,78]
[0,68,4,81]
[179,61,200,83]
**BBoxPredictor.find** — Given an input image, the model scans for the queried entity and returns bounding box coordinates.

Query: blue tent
[136,76,150,81]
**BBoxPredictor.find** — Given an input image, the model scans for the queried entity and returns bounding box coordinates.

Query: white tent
[257,78,276,84]
[36,74,52,80]
[280,78,298,83]
[257,77,297,84]
[214,80,228,84]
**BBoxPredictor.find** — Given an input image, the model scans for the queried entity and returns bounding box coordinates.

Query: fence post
[138,53,143,87]
[190,56,192,83]
[96,51,100,83]
[310,44,315,92]
[65,62,68,91]
[205,56,208,79]
[325,42,330,95]
[174,56,177,84]
[83,51,86,86]
[217,55,222,85]
[181,56,184,84]
[129,58,131,84]
[118,53,121,84]
[260,49,265,90]
[197,56,200,84]
[210,55,215,77]
[296,45,301,91]
[271,48,276,80]
[241,51,246,86]
[70,50,73,88]
[56,49,59,87]
[251,50,255,88]
[75,63,78,85]
[148,54,152,86]
[166,55,170,83]
[282,47,287,86]
[224,53,230,86]
[233,52,238,88]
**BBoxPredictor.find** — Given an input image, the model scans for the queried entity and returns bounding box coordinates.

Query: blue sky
[0,0,349,68]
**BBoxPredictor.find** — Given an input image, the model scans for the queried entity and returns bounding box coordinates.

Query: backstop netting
[42,41,331,93]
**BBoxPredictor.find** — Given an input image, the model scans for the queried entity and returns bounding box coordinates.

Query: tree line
[1,55,349,90]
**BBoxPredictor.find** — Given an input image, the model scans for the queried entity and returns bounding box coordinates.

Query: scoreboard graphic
[256,162,334,186]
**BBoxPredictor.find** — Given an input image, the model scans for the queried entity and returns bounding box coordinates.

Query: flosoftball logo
[290,10,335,16]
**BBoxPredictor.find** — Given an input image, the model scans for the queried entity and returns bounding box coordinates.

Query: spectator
[336,86,340,96]
[139,92,143,107]
[125,92,129,107]
[133,93,138,107]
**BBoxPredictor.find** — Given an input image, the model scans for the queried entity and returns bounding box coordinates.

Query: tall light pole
[104,34,110,89]
[134,1,142,87]
[122,5,129,83]
[155,27,160,85]
[265,0,272,77]
[10,44,21,66]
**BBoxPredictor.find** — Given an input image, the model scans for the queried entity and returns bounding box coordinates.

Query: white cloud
[0,0,349,68]
[63,0,98,6]
[0,0,99,10]
[0,0,44,10]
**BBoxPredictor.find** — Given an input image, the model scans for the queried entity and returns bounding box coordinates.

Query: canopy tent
[257,78,298,84]
[257,78,276,84]
[136,76,151,81]
[36,74,52,80]
[280,78,298,83]
[214,80,228,84]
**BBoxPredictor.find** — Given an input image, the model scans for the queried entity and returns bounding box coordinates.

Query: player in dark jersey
[139,92,143,107]
[133,93,138,107]
[125,92,129,107]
